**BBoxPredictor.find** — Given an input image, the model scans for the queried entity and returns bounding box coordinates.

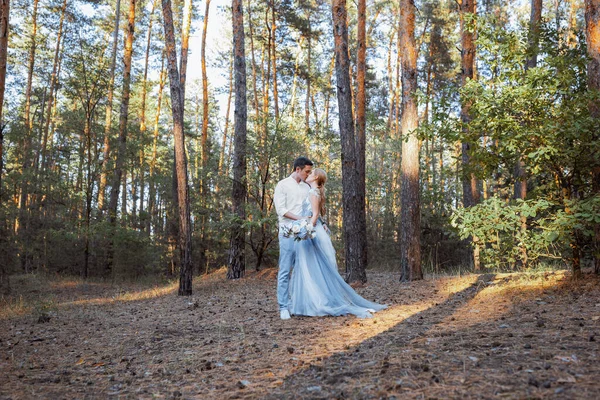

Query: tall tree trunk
[98,0,122,212]
[179,0,193,104]
[271,2,279,122]
[459,0,477,209]
[17,0,39,235]
[217,57,233,189]
[289,37,305,118]
[245,0,259,123]
[40,0,67,176]
[162,0,193,295]
[515,0,543,200]
[306,19,312,135]
[148,55,166,233]
[586,0,600,274]
[333,0,366,284]
[459,0,481,271]
[201,0,211,195]
[0,0,8,197]
[138,0,157,229]
[197,0,211,275]
[399,0,422,282]
[106,0,136,275]
[83,115,93,279]
[355,0,368,281]
[227,0,248,280]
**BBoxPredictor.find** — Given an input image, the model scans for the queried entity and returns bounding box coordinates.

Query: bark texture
[227,0,248,280]
[399,0,422,282]
[459,0,478,208]
[106,0,136,276]
[355,0,368,281]
[333,0,367,284]
[201,0,211,195]
[585,0,600,274]
[0,0,8,197]
[162,0,194,295]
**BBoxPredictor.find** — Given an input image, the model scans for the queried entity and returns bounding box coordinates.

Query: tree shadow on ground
[262,272,600,399]
[265,273,496,398]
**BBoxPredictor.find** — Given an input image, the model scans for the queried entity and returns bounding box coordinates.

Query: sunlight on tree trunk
[399,0,422,282]
[585,0,600,274]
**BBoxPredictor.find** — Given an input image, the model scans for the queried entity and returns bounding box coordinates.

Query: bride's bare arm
[309,193,320,226]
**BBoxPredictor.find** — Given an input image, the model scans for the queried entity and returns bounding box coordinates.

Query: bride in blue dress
[289,168,387,318]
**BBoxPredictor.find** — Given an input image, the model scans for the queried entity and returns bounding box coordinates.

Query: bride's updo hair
[312,168,327,218]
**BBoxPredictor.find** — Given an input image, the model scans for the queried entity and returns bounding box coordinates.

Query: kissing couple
[274,156,387,320]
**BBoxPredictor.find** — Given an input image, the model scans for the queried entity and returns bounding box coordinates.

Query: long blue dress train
[289,189,387,318]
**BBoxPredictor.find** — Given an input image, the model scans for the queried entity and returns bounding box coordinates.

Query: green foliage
[452,196,600,270]
[446,17,600,270]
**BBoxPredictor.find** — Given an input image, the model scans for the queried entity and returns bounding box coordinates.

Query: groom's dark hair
[293,156,314,171]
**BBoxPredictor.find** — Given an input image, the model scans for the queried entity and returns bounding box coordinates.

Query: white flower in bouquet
[282,219,317,241]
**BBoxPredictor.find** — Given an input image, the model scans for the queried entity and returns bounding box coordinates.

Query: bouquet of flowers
[282,219,316,241]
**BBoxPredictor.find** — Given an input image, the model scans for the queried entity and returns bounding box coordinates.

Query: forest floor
[1,267,599,399]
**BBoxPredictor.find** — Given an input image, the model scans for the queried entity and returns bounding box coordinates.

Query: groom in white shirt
[273,157,313,320]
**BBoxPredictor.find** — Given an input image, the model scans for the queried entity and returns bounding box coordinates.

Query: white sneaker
[280,309,291,320]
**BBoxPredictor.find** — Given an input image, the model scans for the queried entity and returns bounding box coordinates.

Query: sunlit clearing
[61,282,179,307]
[433,271,568,330]
[312,275,483,359]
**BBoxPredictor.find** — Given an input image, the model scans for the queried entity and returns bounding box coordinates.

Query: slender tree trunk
[0,0,8,197]
[227,0,248,280]
[515,0,543,200]
[138,0,157,229]
[289,37,305,118]
[459,0,481,271]
[98,0,122,212]
[165,0,193,270]
[333,0,366,284]
[355,0,368,281]
[179,0,193,103]
[306,19,312,134]
[201,0,211,195]
[162,0,193,294]
[83,115,93,279]
[385,21,396,134]
[399,0,422,282]
[217,58,233,188]
[106,0,136,275]
[459,0,477,209]
[246,0,259,123]
[24,0,38,129]
[17,0,39,235]
[324,53,334,131]
[40,0,67,176]
[271,2,279,122]
[148,53,166,233]
[121,169,127,225]
[586,0,600,274]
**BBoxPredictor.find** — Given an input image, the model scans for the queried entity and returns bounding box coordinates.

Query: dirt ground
[1,268,599,399]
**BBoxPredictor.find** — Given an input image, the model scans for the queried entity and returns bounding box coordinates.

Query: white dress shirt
[274,175,310,232]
